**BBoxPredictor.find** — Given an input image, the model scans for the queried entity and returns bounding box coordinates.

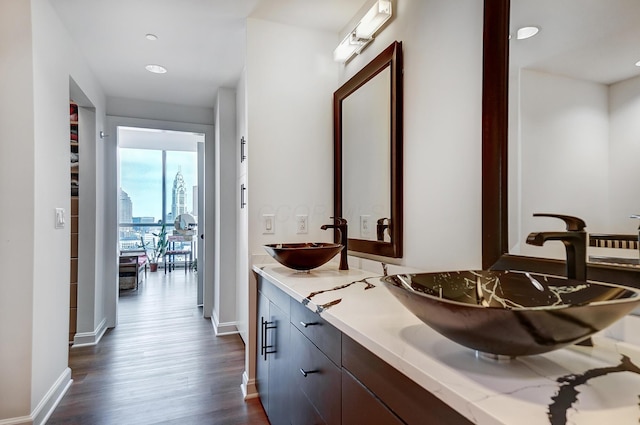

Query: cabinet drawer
[342,368,404,425]
[290,387,327,425]
[342,335,472,425]
[291,325,341,425]
[290,297,341,365]
[258,276,290,315]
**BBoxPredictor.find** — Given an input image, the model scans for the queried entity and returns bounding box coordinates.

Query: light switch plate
[263,214,275,234]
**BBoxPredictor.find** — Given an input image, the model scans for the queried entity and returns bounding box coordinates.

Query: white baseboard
[0,415,31,425]
[72,318,108,347]
[241,370,258,400]
[211,311,238,336]
[34,367,72,425]
[0,368,73,425]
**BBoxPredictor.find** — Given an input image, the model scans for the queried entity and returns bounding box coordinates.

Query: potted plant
[139,223,169,272]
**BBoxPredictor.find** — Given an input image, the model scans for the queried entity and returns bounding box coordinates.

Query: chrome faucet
[526,213,587,281]
[321,217,349,270]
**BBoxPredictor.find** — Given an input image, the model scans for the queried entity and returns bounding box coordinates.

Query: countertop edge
[252,264,640,425]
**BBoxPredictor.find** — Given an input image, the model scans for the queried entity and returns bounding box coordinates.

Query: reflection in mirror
[342,67,391,242]
[174,213,197,235]
[483,0,640,297]
[334,41,403,258]
[508,0,640,267]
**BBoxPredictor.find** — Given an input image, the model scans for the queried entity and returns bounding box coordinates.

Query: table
[165,234,195,274]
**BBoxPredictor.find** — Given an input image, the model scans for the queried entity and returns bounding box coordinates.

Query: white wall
[338,0,484,271]
[246,18,337,250]
[213,87,238,334]
[67,79,109,347]
[75,106,101,342]
[236,69,249,344]
[0,0,36,419]
[0,0,107,422]
[609,74,640,230]
[31,0,108,419]
[511,69,610,259]
[241,17,338,397]
[107,96,214,126]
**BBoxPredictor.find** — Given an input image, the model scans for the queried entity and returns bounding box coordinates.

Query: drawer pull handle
[240,136,247,162]
[240,184,247,209]
[299,368,318,377]
[261,317,277,360]
[300,321,319,328]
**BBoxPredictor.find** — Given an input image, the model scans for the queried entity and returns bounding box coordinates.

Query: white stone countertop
[253,263,640,425]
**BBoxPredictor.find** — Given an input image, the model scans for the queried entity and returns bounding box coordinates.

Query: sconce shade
[334,32,370,62]
[355,0,392,39]
[333,0,393,63]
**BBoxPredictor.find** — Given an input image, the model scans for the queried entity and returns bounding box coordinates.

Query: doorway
[116,126,206,319]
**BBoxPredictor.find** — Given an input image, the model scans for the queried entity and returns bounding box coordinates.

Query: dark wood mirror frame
[334,41,403,258]
[482,0,640,288]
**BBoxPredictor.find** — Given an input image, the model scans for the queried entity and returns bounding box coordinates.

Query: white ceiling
[51,0,369,108]
[52,0,640,109]
[510,0,640,85]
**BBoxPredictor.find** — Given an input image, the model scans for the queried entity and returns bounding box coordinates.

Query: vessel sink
[264,242,344,271]
[381,270,640,357]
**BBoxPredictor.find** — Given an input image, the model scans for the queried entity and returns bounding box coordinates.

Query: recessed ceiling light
[636,60,640,67]
[145,33,158,41]
[145,64,167,74]
[516,26,539,40]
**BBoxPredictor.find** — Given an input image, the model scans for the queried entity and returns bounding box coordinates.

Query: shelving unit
[69,102,78,344]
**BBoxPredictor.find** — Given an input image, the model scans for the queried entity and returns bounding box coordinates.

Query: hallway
[48,270,268,425]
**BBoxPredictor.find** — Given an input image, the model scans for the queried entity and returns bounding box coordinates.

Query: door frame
[105,116,214,327]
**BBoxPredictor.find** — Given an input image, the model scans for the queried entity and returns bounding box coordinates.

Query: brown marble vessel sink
[382,270,640,357]
[264,242,344,271]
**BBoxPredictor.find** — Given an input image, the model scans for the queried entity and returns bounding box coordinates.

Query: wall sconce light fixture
[333,0,392,63]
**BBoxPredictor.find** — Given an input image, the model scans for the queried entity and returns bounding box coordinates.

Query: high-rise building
[171,168,188,219]
[132,216,155,233]
[119,188,133,239]
[119,188,133,223]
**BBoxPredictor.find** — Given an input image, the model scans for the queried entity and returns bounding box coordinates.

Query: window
[118,128,199,264]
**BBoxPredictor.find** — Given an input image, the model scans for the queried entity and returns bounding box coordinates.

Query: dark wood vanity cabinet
[341,368,403,425]
[256,275,471,425]
[256,279,291,425]
[290,325,341,425]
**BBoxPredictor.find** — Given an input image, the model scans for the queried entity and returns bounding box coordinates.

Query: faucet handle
[533,213,586,232]
[329,217,348,225]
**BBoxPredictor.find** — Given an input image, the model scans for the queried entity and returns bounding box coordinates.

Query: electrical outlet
[296,215,308,234]
[263,214,275,234]
[360,215,370,236]
[55,208,65,229]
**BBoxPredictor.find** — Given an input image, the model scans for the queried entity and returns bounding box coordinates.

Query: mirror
[482,0,640,286]
[342,67,391,242]
[508,0,640,265]
[334,41,403,258]
[174,213,197,235]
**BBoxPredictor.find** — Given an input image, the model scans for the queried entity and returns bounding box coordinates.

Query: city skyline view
[120,148,197,221]
[119,147,198,254]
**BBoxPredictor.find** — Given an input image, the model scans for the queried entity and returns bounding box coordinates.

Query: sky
[120,148,197,220]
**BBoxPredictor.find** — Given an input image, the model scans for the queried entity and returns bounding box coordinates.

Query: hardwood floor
[48,269,268,425]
